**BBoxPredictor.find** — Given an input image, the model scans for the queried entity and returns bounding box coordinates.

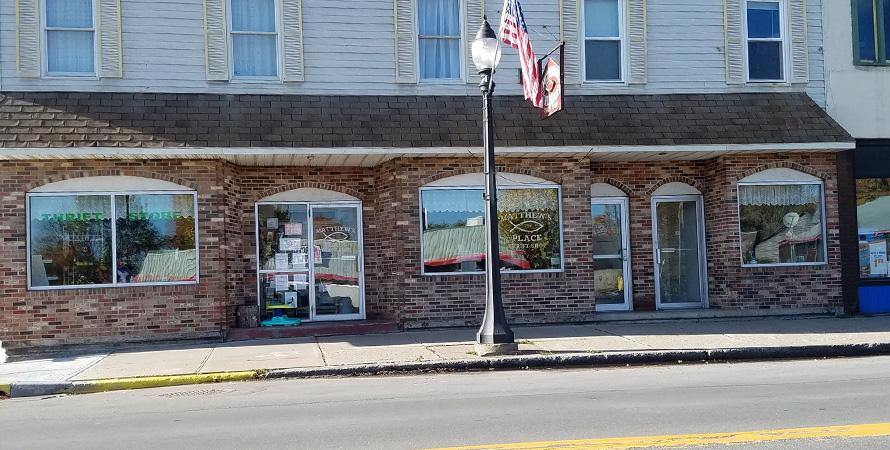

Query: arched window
[419,173,563,275]
[28,177,199,289]
[737,168,826,266]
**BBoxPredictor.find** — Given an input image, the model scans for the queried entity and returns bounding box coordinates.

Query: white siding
[0,0,825,100]
[823,0,889,138]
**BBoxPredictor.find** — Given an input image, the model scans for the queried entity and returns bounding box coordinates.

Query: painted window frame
[736,180,828,268]
[418,184,565,276]
[416,0,465,82]
[581,0,626,83]
[852,0,890,65]
[26,190,200,290]
[744,0,789,83]
[41,0,98,77]
[227,0,283,80]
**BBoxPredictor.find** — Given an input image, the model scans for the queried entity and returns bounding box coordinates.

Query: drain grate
[159,388,234,398]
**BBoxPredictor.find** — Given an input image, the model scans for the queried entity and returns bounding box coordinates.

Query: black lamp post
[471,16,517,356]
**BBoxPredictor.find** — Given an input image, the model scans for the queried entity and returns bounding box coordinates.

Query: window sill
[230,77,281,84]
[420,269,565,277]
[741,262,827,268]
[418,79,466,85]
[42,74,98,81]
[28,280,200,291]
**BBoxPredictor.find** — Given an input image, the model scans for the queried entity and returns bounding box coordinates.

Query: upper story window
[230,0,279,78]
[583,0,623,81]
[853,0,890,65]
[44,0,96,75]
[746,0,785,81]
[417,0,461,80]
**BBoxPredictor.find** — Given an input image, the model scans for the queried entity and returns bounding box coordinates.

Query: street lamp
[472,16,518,356]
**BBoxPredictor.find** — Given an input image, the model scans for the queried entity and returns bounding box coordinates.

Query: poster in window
[266,217,279,230]
[279,237,302,252]
[274,253,289,270]
[284,222,302,236]
[869,240,888,277]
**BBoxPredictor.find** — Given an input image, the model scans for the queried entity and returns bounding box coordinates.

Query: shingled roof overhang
[0,92,853,165]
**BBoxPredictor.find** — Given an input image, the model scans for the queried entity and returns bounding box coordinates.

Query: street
[2,356,890,449]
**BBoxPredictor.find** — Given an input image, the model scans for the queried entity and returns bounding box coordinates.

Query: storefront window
[856,178,890,279]
[29,195,113,287]
[420,186,562,274]
[28,192,199,289]
[738,183,826,266]
[115,194,198,283]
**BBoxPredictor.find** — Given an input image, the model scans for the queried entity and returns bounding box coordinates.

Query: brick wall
[0,160,230,350]
[0,152,845,350]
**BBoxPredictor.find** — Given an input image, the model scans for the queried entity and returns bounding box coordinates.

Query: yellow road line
[432,422,890,449]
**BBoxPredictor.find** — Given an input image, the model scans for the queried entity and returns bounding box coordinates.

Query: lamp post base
[474,342,519,357]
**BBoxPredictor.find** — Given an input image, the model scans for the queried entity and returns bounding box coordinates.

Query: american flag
[499,0,543,108]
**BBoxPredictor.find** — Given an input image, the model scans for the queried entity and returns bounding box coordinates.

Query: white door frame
[309,202,366,321]
[651,195,709,310]
[255,200,366,322]
[592,196,633,312]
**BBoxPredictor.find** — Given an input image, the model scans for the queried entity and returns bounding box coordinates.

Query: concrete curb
[3,343,890,398]
[262,342,890,379]
[0,371,261,398]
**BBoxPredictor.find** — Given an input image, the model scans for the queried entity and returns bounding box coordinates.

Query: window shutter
[626,0,646,84]
[788,0,808,83]
[464,0,483,83]
[561,0,580,85]
[281,0,304,82]
[98,0,123,78]
[394,0,417,83]
[15,0,40,77]
[723,0,745,84]
[203,0,229,81]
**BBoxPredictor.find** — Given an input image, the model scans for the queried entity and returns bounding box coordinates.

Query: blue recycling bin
[859,285,890,314]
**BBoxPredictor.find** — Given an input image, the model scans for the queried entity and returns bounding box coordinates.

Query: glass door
[310,204,364,320]
[652,196,708,309]
[591,198,632,311]
[256,203,312,324]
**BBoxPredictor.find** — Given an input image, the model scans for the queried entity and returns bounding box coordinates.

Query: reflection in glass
[115,194,197,283]
[739,184,824,265]
[591,203,622,255]
[857,178,890,279]
[656,200,703,305]
[313,207,361,316]
[421,188,562,273]
[593,258,625,305]
[29,195,112,287]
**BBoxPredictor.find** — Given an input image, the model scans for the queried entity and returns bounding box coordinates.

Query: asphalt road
[3,356,890,449]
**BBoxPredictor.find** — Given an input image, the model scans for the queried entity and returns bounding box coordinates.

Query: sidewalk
[3,315,890,397]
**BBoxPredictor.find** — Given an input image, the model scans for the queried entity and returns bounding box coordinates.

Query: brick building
[0,0,860,351]
[0,92,852,351]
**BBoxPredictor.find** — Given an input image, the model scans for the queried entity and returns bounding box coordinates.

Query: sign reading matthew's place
[504,211,552,249]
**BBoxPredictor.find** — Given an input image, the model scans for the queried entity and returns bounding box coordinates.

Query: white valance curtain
[738,184,821,206]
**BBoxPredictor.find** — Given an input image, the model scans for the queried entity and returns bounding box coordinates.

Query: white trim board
[0,142,856,166]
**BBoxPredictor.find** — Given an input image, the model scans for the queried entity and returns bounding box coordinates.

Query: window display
[28,192,198,288]
[420,187,562,274]
[857,178,890,279]
[738,183,826,265]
